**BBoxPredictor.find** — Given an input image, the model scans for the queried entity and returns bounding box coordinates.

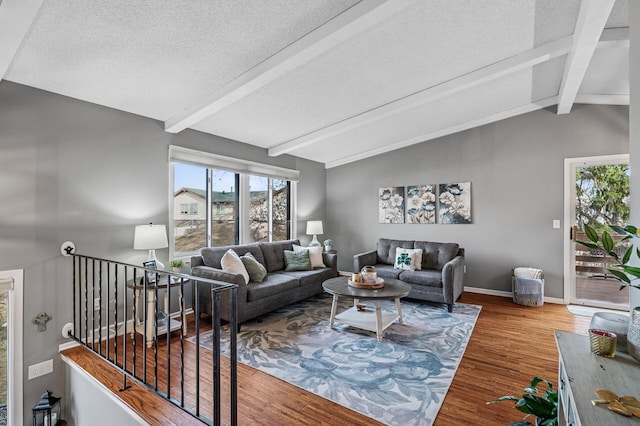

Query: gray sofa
[191,239,338,327]
[353,238,465,312]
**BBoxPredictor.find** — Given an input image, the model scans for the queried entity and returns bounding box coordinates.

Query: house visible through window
[170,147,298,257]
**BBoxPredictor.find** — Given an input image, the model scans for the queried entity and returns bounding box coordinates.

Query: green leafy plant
[487,377,558,426]
[169,259,187,269]
[576,224,640,289]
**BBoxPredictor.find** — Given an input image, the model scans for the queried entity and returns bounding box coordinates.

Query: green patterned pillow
[284,249,312,271]
[241,252,268,283]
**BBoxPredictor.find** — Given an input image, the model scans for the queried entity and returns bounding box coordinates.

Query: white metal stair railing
[60,242,238,426]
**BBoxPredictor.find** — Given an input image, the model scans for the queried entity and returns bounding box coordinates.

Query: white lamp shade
[133,224,168,250]
[306,221,323,235]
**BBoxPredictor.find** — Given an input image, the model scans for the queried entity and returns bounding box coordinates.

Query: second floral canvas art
[379,182,471,224]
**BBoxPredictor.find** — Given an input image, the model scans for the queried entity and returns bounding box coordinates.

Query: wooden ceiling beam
[0,0,44,80]
[164,0,419,134]
[556,0,616,115]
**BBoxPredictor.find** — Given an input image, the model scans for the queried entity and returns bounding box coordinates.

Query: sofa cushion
[376,238,415,265]
[260,240,298,272]
[281,268,336,286]
[374,264,403,280]
[201,244,265,269]
[293,244,325,268]
[221,249,249,284]
[241,252,268,283]
[399,269,443,288]
[284,249,312,271]
[246,273,300,301]
[413,241,459,270]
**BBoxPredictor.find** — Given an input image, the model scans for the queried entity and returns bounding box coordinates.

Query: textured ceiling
[1,0,629,168]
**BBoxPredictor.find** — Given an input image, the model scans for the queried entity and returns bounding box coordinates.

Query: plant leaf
[609,269,631,284]
[621,265,640,278]
[585,224,599,243]
[602,231,614,252]
[623,246,633,264]
[575,241,599,249]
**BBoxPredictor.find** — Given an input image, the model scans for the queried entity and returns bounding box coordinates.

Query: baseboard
[464,286,564,305]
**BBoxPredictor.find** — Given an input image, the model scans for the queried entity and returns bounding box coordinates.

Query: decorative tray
[348,277,385,289]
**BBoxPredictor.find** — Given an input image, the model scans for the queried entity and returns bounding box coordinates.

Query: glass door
[567,155,630,309]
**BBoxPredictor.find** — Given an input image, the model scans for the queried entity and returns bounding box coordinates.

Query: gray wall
[0,81,326,421]
[326,104,629,299]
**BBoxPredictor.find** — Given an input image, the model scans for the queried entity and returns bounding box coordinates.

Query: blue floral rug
[190,294,481,426]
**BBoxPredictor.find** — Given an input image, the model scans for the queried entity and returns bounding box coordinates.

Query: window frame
[169,146,298,259]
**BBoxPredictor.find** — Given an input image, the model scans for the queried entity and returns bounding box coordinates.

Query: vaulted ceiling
[0,0,629,168]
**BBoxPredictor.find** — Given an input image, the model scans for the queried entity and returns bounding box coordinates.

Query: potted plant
[323,239,334,252]
[169,258,187,273]
[487,376,558,426]
[576,224,640,288]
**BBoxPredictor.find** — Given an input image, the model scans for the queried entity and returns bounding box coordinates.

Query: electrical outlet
[28,359,53,380]
[94,298,100,310]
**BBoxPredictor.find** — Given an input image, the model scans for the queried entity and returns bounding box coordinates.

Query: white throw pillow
[293,244,326,268]
[394,248,423,271]
[221,249,249,284]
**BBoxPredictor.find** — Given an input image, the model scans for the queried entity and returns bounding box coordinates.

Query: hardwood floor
[61,292,593,425]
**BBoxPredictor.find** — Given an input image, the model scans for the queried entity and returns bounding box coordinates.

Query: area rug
[189,294,481,426]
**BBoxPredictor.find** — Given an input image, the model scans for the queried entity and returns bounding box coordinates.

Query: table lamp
[306,220,323,247]
[134,223,168,268]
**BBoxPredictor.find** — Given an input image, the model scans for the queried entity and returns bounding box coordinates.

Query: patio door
[564,155,630,310]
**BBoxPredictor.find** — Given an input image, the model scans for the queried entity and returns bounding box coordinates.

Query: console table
[555,330,640,425]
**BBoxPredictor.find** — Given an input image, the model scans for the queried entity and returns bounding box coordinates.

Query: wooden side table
[127,276,190,347]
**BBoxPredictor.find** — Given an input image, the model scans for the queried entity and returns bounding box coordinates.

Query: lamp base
[147,249,165,269]
[309,235,321,247]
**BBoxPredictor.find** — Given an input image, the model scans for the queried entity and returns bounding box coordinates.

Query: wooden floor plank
[61,292,593,425]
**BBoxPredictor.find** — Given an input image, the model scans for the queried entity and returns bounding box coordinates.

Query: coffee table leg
[375,301,383,342]
[396,298,403,324]
[329,295,338,328]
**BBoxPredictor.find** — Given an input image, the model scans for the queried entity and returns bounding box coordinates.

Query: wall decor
[379,187,405,223]
[406,184,436,224]
[438,182,471,224]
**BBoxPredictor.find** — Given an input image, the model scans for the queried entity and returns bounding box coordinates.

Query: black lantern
[32,390,61,426]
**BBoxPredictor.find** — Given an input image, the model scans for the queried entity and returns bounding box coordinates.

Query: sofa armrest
[191,265,247,318]
[441,255,465,305]
[353,250,377,273]
[322,252,338,276]
[190,255,205,267]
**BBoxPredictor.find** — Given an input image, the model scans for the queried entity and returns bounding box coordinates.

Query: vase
[627,307,640,362]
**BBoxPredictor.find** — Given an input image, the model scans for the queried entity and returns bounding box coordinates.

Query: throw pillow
[293,244,326,268]
[284,249,312,271]
[241,252,268,283]
[221,249,250,284]
[410,248,424,270]
[394,248,423,271]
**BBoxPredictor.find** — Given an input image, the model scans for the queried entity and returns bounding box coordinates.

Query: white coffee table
[322,276,411,341]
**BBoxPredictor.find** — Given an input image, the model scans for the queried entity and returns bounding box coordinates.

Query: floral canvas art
[379,186,405,223]
[438,182,471,224]
[406,185,436,224]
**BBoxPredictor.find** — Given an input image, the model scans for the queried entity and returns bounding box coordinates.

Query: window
[248,176,291,243]
[170,146,298,257]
